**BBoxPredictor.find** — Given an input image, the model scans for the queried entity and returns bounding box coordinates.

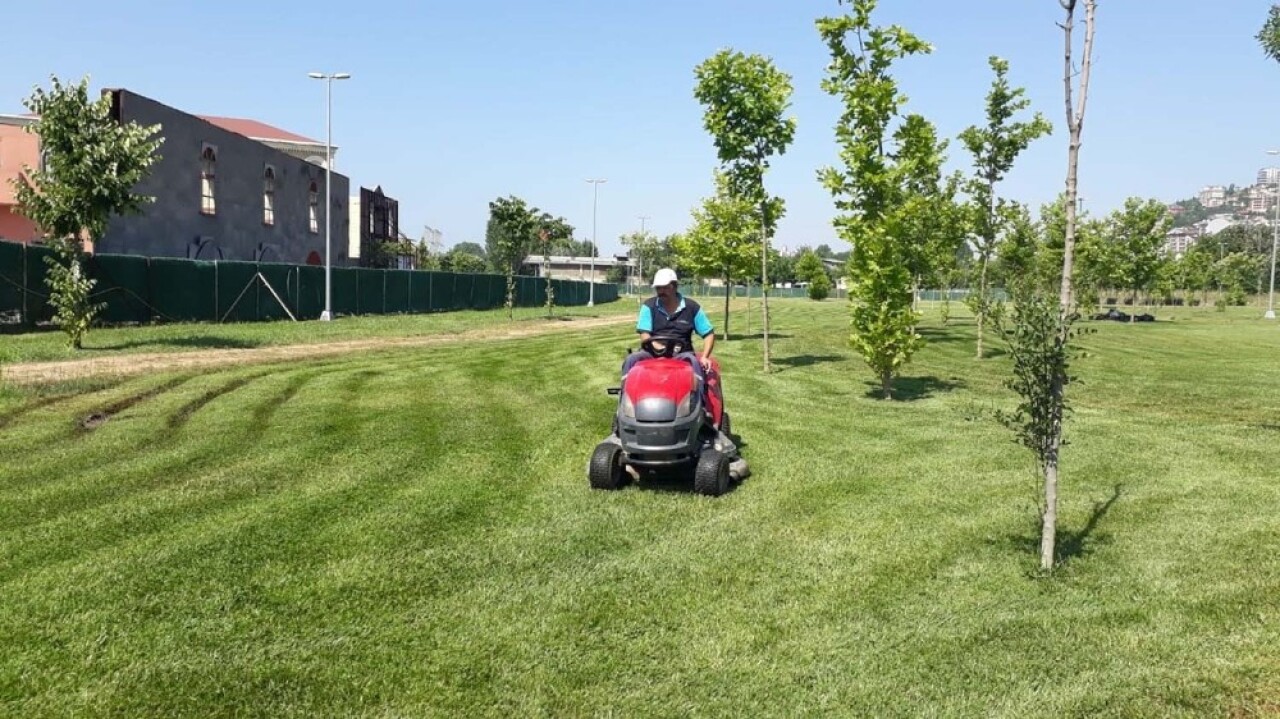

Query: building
[100,89,350,264]
[521,254,635,282]
[199,115,335,168]
[4,90,351,265]
[1199,185,1226,208]
[1162,227,1200,258]
[1250,183,1278,215]
[1259,167,1280,188]
[348,186,402,267]
[0,114,42,243]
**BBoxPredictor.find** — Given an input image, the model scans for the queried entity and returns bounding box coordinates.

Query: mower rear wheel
[589,442,626,490]
[694,449,730,497]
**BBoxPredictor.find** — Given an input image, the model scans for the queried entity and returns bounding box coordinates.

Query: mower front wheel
[694,449,730,497]
[589,442,626,491]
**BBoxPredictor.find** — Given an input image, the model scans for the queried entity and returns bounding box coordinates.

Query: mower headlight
[676,392,693,418]
[621,392,636,418]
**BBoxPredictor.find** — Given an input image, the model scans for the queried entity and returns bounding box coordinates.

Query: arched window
[308,181,319,234]
[263,166,276,226]
[200,145,217,215]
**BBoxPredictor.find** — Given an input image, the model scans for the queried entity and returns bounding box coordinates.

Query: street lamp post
[309,71,350,322]
[1264,151,1280,319]
[636,214,650,293]
[585,178,607,306]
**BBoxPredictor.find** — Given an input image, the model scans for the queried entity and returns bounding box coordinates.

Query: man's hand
[699,355,713,372]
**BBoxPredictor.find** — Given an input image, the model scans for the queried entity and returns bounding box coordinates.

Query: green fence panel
[424,272,450,311]
[355,268,385,315]
[23,244,54,323]
[385,270,412,314]
[408,270,433,313]
[90,254,152,324]
[0,241,24,319]
[148,257,215,322]
[516,276,537,308]
[256,262,297,322]
[215,261,260,323]
[457,273,482,311]
[329,267,359,316]
[293,265,325,319]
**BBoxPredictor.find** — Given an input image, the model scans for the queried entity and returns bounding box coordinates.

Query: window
[308,181,319,234]
[200,145,217,215]
[262,166,276,225]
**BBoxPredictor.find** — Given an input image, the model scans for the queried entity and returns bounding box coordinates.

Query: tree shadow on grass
[84,336,263,352]
[724,333,794,342]
[774,354,847,372]
[863,376,965,402]
[918,327,968,344]
[1003,484,1124,569]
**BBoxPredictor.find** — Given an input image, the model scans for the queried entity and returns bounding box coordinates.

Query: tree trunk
[1041,428,1061,571]
[723,271,731,341]
[1044,0,1096,572]
[760,206,771,373]
[1130,289,1137,323]
[881,371,893,400]
[746,279,752,335]
[976,254,990,359]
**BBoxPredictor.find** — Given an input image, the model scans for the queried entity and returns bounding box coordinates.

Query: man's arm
[636,304,653,344]
[694,307,715,369]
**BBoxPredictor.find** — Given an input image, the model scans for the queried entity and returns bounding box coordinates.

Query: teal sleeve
[636,305,653,332]
[694,307,713,337]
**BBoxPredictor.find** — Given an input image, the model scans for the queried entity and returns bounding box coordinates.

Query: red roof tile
[198,115,320,144]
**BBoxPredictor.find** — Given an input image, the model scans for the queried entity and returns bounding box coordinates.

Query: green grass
[1,299,1278,717]
[0,300,637,365]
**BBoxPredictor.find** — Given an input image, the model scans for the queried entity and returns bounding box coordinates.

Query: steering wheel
[641,337,685,358]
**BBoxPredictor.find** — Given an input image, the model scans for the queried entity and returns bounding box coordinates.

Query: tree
[12,76,162,348]
[815,244,835,259]
[995,203,1042,298]
[959,56,1052,359]
[1006,0,1097,572]
[673,172,761,340]
[795,250,826,284]
[694,48,797,371]
[452,241,487,259]
[1104,198,1172,318]
[817,0,941,399]
[1258,4,1280,62]
[440,249,486,274]
[1180,246,1215,305]
[486,196,539,318]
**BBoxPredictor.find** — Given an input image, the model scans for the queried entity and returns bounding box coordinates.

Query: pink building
[0,114,42,243]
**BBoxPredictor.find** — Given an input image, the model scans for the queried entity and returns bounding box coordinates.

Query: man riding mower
[588,269,748,496]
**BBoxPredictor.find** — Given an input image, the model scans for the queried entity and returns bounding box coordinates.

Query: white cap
[652,268,678,287]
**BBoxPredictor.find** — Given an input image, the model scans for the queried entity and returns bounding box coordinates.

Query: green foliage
[621,231,685,281]
[693,48,797,235]
[995,292,1081,502]
[42,246,105,349]
[959,56,1052,358]
[794,250,826,284]
[1258,4,1280,63]
[817,0,938,398]
[486,198,574,318]
[808,272,832,301]
[13,76,163,244]
[452,242,487,259]
[674,172,761,337]
[13,76,161,349]
[440,249,487,274]
[1102,198,1173,308]
[1168,198,1211,229]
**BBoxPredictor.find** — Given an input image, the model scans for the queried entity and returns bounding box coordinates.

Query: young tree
[1005,0,1097,572]
[694,49,797,371]
[1105,198,1172,319]
[673,172,760,340]
[817,0,944,399]
[959,56,1053,359]
[12,76,162,348]
[486,196,539,318]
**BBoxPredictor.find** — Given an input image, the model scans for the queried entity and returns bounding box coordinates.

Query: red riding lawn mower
[589,338,749,497]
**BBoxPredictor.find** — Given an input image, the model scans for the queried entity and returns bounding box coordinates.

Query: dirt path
[2,314,634,385]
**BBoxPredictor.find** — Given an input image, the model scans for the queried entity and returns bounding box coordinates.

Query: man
[621,268,716,386]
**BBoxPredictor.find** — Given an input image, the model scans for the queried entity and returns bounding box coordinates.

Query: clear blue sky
[7,1,1280,257]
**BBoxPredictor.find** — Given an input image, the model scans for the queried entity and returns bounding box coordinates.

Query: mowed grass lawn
[1,299,1278,717]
